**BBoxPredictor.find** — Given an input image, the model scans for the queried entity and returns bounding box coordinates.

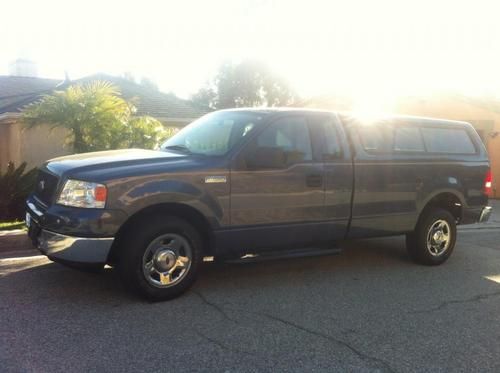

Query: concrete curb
[0,249,41,260]
[0,231,40,259]
[0,231,31,253]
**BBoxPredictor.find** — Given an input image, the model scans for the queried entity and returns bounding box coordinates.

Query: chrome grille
[34,170,59,205]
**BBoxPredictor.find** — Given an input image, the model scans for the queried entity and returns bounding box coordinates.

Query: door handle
[306,174,323,187]
[416,178,424,190]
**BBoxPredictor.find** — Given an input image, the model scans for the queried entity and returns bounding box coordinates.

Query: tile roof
[0,74,208,120]
[0,76,61,114]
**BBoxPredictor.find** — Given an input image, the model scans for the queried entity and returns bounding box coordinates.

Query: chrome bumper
[36,229,114,264]
[479,206,492,223]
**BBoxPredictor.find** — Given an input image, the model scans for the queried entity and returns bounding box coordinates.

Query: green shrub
[0,162,37,221]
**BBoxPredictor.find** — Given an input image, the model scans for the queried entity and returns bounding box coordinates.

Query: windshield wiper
[162,145,193,154]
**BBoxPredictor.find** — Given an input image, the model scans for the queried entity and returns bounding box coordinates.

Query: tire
[406,207,457,266]
[117,216,203,301]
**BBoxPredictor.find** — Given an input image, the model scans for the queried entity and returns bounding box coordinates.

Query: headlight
[57,180,107,208]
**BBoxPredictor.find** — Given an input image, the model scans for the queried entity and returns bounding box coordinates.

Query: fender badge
[205,176,227,184]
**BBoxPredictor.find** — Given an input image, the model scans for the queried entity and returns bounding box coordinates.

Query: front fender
[111,179,226,228]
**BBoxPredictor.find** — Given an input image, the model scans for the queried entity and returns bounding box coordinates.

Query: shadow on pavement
[2,235,497,305]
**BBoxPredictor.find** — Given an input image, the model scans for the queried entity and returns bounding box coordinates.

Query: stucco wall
[0,118,186,173]
[0,120,71,173]
[20,123,71,169]
[1,122,16,172]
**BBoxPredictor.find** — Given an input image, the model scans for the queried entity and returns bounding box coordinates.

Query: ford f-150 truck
[26,109,493,300]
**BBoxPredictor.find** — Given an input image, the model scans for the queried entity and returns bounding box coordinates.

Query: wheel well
[422,193,462,222]
[108,203,215,265]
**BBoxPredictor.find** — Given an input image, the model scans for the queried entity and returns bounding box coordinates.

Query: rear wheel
[117,216,203,301]
[406,207,457,265]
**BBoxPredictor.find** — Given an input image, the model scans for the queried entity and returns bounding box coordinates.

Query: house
[0,61,208,172]
[304,94,500,199]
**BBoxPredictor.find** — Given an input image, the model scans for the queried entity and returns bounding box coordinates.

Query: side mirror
[246,147,286,170]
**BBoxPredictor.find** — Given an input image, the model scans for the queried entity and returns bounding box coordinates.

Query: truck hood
[44,149,189,177]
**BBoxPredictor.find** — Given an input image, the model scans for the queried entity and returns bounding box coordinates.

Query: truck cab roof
[218,107,474,128]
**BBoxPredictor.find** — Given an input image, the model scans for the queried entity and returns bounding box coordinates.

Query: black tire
[406,207,457,266]
[117,216,203,301]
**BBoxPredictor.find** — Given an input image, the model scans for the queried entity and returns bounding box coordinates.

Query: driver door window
[245,117,313,169]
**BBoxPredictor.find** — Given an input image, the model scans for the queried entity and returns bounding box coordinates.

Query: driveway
[1,226,500,372]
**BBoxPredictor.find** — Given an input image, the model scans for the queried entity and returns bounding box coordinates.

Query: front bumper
[26,198,114,265]
[35,229,114,264]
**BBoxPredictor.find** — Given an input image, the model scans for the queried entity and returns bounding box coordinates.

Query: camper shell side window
[357,120,477,156]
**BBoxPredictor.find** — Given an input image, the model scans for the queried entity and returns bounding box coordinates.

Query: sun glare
[350,88,398,120]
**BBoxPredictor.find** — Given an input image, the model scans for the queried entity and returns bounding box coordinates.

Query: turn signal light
[94,185,108,202]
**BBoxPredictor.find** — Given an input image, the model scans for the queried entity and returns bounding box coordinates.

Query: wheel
[117,216,203,301]
[406,207,457,265]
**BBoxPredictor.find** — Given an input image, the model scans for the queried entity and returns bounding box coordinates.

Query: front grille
[34,170,59,206]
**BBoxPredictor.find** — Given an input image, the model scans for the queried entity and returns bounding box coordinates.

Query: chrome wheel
[426,219,451,256]
[142,233,192,288]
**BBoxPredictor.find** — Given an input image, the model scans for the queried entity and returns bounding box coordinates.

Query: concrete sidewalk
[0,229,35,258]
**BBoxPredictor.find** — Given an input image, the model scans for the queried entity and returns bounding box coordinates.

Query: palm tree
[23,81,165,153]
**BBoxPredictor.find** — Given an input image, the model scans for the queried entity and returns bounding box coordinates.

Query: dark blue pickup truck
[26,109,492,300]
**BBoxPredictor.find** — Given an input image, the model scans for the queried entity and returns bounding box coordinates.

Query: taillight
[484,169,492,197]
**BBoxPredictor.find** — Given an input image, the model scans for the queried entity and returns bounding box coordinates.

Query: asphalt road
[1,229,500,373]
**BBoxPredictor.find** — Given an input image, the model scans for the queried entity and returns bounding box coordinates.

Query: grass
[0,220,26,231]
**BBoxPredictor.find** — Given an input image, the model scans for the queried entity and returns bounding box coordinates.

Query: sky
[2,0,500,107]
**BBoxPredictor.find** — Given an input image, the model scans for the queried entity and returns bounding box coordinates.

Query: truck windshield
[161,111,264,156]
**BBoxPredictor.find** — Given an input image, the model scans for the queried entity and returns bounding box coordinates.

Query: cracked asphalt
[1,228,500,373]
